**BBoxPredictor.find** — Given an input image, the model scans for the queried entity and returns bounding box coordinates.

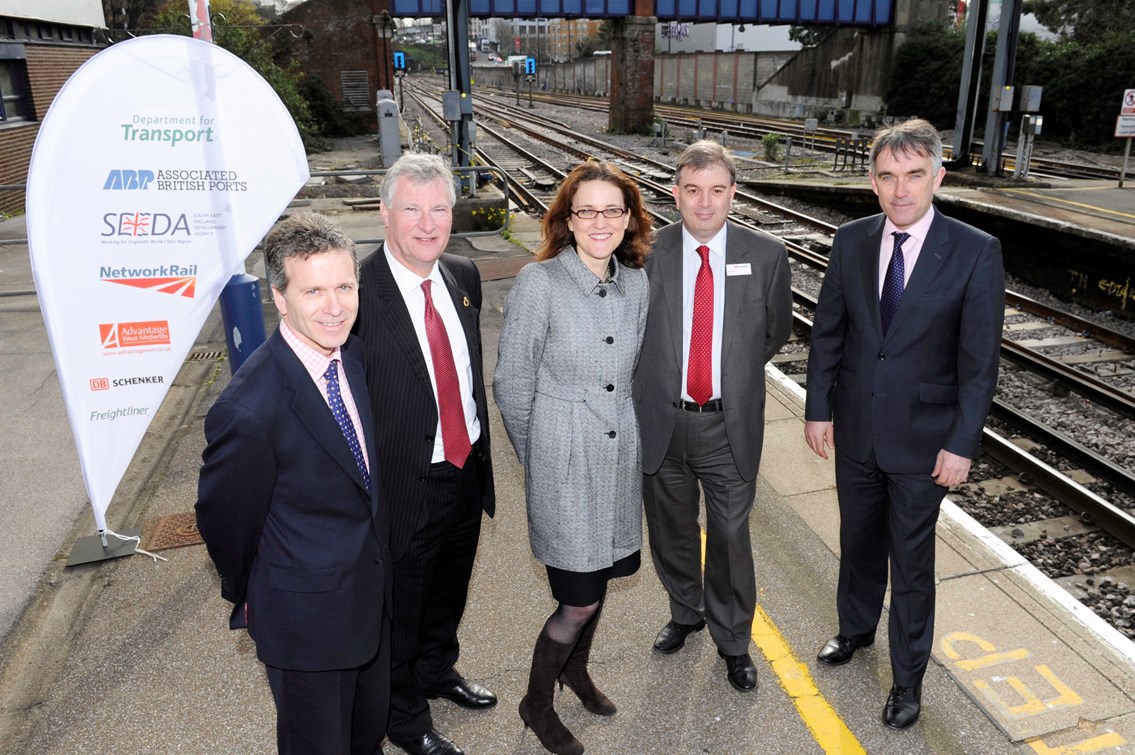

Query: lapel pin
[463,296,470,307]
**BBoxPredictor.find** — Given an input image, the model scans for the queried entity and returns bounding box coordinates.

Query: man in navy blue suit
[197,212,392,754]
[805,119,1004,729]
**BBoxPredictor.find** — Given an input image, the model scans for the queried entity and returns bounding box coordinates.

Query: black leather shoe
[816,633,875,666]
[653,619,707,654]
[882,683,922,729]
[391,728,464,755]
[717,649,758,692]
[424,677,497,709]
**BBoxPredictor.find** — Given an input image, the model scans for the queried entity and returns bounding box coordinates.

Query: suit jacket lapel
[373,246,432,390]
[722,223,747,362]
[342,348,379,513]
[659,227,684,364]
[438,257,480,376]
[858,215,887,340]
[270,333,371,496]
[884,216,951,340]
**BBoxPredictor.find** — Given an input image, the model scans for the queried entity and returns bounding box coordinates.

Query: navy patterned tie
[324,359,371,495]
[880,231,910,335]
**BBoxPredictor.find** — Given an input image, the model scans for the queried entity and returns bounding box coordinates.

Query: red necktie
[422,280,472,468]
[687,244,713,406]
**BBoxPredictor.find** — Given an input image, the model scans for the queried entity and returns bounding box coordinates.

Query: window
[0,59,32,123]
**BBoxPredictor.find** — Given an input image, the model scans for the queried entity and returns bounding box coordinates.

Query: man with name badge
[635,140,792,693]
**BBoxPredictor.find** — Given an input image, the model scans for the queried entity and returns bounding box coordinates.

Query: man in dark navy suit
[355,153,496,755]
[197,212,391,754]
[805,119,1004,729]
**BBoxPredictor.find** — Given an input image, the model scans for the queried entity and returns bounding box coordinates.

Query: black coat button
[605,384,614,392]
[598,289,607,298]
[608,431,616,438]
[605,336,614,344]
[878,353,886,360]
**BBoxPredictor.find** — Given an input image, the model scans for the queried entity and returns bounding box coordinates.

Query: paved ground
[4,159,1135,753]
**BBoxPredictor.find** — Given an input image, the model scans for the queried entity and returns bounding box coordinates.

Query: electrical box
[460,92,473,115]
[376,94,401,168]
[804,118,818,132]
[442,90,462,121]
[1019,85,1042,112]
[1023,114,1043,135]
[995,86,1015,112]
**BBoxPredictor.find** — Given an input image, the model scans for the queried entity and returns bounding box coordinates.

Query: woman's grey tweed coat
[494,248,649,572]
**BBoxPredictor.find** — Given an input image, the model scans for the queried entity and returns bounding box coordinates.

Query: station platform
[751,173,1135,247]
[2,199,1135,755]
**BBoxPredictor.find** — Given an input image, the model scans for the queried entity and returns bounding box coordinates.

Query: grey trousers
[643,410,758,655]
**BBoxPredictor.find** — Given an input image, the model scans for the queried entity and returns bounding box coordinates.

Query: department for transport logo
[102,169,247,192]
[89,375,165,391]
[101,264,197,298]
[99,320,171,350]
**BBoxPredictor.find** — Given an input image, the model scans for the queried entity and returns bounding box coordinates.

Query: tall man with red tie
[355,153,496,755]
[805,119,1004,729]
[634,141,792,693]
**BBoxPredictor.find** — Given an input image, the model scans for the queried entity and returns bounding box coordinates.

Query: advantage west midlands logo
[101,263,197,298]
[99,320,171,351]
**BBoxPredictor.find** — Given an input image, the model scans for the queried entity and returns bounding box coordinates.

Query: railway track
[472,84,1132,182]
[403,84,1135,635]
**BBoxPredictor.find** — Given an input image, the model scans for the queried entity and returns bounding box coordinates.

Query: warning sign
[1123,89,1135,116]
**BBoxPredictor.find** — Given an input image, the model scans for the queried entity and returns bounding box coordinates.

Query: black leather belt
[678,399,722,413]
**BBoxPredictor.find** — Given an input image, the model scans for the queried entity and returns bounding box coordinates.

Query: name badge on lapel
[726,263,752,276]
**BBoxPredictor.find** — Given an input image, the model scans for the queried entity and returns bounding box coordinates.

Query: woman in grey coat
[494,161,651,755]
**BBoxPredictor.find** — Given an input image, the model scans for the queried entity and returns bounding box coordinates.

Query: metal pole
[981,0,1023,176]
[1122,138,1132,189]
[188,0,266,374]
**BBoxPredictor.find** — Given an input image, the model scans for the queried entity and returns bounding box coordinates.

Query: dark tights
[543,590,606,645]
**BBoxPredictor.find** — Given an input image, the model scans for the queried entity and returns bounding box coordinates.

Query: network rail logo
[101,264,197,298]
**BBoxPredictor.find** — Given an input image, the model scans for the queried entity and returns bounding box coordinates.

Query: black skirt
[546,550,641,607]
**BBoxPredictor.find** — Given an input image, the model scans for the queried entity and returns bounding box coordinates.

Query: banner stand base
[66,528,141,567]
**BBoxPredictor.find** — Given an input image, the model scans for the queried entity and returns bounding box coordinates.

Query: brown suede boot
[519,628,585,755]
[558,614,616,716]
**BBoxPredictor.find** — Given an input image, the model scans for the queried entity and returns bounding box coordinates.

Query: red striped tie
[687,245,713,406]
[422,280,472,468]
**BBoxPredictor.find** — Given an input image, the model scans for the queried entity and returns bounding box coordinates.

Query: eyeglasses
[569,207,629,219]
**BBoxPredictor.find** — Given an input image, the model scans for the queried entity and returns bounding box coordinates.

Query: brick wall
[281,0,391,128]
[0,45,99,216]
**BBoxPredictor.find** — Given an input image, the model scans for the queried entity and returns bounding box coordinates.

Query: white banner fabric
[27,35,310,532]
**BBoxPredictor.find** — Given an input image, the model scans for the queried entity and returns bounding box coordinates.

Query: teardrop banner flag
[27,35,310,540]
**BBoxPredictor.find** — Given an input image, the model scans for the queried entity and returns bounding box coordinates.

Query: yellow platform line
[1003,188,1135,221]
[701,529,865,754]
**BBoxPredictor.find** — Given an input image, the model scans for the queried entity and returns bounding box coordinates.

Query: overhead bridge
[391,0,895,24]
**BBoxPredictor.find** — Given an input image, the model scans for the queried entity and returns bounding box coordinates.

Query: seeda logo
[99,321,171,350]
[90,377,110,391]
[102,212,190,237]
[101,264,197,298]
[103,170,155,190]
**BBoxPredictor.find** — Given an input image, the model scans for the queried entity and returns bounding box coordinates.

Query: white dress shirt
[385,247,481,463]
[680,224,727,402]
[878,207,937,297]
